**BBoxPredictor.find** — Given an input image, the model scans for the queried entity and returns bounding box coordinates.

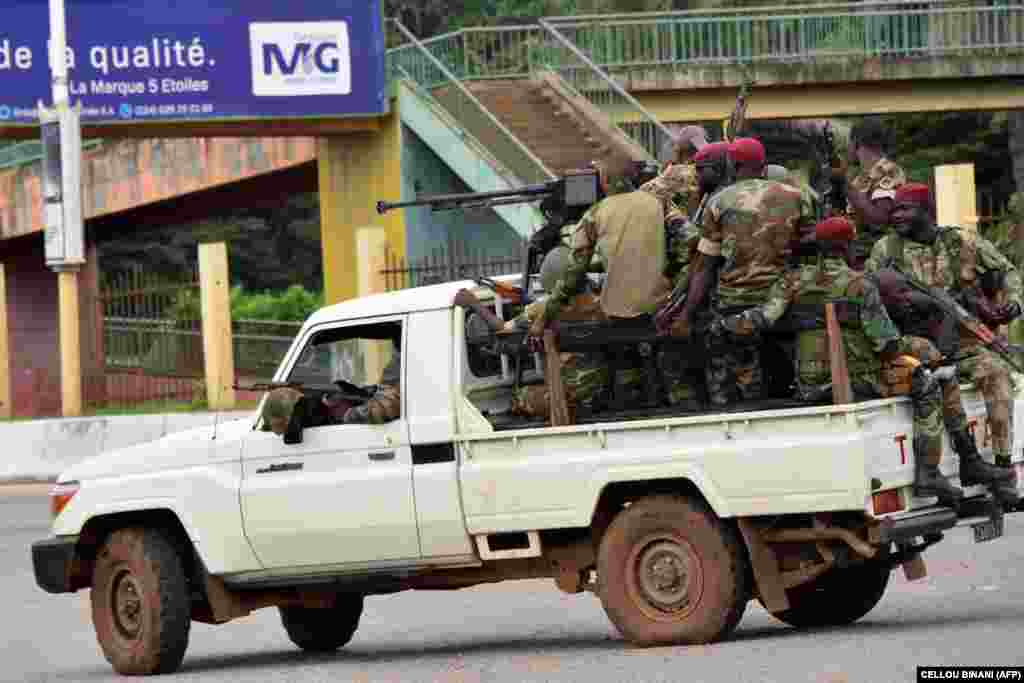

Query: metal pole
[48,0,84,416]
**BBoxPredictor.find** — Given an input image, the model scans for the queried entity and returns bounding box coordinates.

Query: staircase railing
[537,19,675,164]
[387,19,553,185]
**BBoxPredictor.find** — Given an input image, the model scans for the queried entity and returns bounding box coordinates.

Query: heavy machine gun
[377,169,603,304]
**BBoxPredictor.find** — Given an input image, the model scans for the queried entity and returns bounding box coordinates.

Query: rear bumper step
[875,507,958,544]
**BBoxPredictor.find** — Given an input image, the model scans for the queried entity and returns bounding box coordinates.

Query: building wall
[400,125,524,265]
[1,235,102,417]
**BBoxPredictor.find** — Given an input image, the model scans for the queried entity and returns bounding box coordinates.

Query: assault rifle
[892,266,1024,375]
[724,75,755,142]
[377,169,602,305]
[235,380,375,403]
[819,122,847,219]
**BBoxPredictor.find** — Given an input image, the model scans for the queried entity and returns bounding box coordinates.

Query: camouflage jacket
[543,190,670,321]
[865,226,1024,310]
[697,178,815,308]
[752,258,901,386]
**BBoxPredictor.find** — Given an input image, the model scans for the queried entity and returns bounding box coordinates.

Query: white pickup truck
[31,277,1024,676]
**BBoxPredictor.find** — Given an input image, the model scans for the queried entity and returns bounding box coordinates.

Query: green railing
[0,139,102,171]
[387,19,553,185]
[545,2,1024,68]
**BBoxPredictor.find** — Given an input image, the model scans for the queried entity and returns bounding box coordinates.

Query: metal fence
[95,267,302,411]
[381,242,524,292]
[96,267,204,411]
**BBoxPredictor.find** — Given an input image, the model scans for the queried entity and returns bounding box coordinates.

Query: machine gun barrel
[376,183,554,215]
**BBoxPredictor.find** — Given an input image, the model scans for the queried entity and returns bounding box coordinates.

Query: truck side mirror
[283,396,306,445]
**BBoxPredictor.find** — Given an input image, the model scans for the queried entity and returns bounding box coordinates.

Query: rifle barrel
[377,183,554,215]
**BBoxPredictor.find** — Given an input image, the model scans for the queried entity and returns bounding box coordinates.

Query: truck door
[240,317,421,569]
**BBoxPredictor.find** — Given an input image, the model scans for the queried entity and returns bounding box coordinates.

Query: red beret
[728,137,766,166]
[693,141,730,163]
[813,216,856,243]
[894,183,932,206]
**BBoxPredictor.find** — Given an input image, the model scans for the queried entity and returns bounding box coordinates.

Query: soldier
[663,125,709,216]
[714,216,964,504]
[845,118,907,269]
[456,247,611,422]
[866,182,1021,488]
[323,336,403,425]
[673,137,816,407]
[529,161,696,341]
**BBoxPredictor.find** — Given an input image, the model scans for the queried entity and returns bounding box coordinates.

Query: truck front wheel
[768,555,891,629]
[597,495,750,646]
[279,594,364,652]
[90,527,191,675]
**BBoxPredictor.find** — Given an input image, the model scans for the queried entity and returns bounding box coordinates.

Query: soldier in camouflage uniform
[456,247,613,422]
[663,125,710,217]
[866,183,1022,491]
[844,118,907,269]
[531,162,697,337]
[328,337,402,425]
[675,137,816,407]
[719,216,963,503]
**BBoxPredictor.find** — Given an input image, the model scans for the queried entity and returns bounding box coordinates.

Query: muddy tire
[90,527,191,675]
[597,495,750,646]
[279,593,364,652]
[769,556,891,629]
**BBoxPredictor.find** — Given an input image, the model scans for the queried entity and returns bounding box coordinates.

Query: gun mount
[377,170,603,305]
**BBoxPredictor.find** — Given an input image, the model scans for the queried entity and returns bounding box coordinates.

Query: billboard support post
[40,0,85,417]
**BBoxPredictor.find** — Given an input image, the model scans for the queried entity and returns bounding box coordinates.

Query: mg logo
[249,21,351,96]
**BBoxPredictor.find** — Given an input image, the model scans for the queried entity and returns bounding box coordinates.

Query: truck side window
[285,321,402,427]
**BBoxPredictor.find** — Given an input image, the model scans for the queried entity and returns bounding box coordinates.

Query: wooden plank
[199,242,236,410]
[544,329,571,427]
[826,302,852,405]
[58,270,83,417]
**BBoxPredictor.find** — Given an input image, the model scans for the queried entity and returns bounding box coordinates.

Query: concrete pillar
[57,269,82,417]
[356,224,390,382]
[934,163,977,231]
[318,107,405,305]
[199,242,235,410]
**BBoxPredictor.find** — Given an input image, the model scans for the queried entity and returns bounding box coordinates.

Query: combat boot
[950,428,1015,487]
[913,436,963,507]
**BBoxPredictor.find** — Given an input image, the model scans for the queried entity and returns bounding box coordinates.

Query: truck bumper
[875,507,958,544]
[31,536,79,594]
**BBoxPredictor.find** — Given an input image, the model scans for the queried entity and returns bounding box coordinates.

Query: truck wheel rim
[627,533,704,622]
[111,569,144,640]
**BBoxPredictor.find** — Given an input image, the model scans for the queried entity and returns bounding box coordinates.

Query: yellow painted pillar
[0,264,10,419]
[58,269,82,417]
[934,164,978,231]
[356,224,389,381]
[318,107,404,305]
[199,242,236,411]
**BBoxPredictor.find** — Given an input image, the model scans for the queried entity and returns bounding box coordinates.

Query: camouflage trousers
[706,343,762,408]
[343,386,401,425]
[957,343,1015,464]
[512,351,609,420]
[659,348,702,407]
[898,335,971,436]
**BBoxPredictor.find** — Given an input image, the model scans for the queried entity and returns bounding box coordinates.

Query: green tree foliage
[172,285,323,323]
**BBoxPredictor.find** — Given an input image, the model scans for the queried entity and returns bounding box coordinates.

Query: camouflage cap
[261,387,303,431]
[639,163,696,204]
[540,245,573,293]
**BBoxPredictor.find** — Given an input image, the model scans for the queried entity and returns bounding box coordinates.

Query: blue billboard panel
[0,0,386,126]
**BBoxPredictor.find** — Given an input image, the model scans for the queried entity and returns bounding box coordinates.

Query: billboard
[0,0,386,128]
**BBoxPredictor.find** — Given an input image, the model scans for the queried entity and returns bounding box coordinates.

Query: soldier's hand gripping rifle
[893,266,1024,374]
[377,169,601,305]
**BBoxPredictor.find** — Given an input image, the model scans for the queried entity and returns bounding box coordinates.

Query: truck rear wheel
[597,495,750,646]
[279,594,364,652]
[769,555,891,629]
[90,527,191,675]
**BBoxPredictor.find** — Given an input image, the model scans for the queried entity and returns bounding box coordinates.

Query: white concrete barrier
[0,410,254,482]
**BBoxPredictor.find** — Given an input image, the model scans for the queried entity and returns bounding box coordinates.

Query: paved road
[5,486,1024,683]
